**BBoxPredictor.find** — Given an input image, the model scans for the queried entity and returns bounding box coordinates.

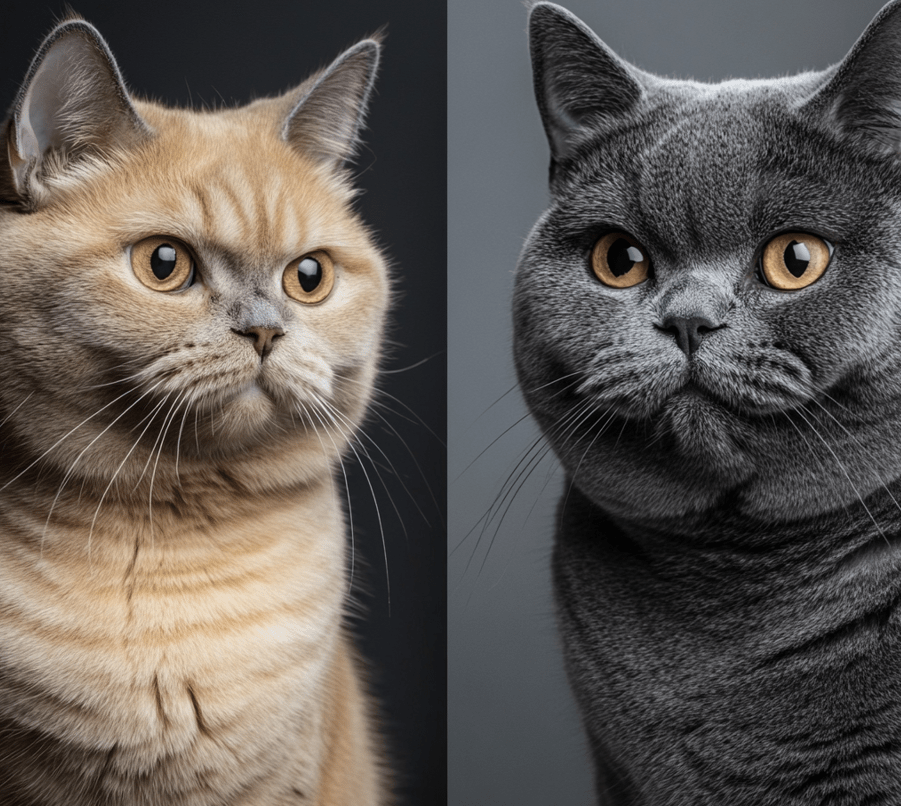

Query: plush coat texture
[0,18,389,806]
[516,2,901,803]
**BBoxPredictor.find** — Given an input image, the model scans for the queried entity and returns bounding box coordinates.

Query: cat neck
[563,477,901,587]
[556,480,901,674]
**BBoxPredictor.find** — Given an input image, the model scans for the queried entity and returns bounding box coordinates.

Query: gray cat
[514,1,901,803]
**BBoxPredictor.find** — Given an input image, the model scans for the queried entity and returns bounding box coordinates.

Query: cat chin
[207,382,279,443]
[656,389,757,479]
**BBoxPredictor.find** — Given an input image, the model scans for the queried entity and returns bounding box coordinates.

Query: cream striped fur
[0,18,389,806]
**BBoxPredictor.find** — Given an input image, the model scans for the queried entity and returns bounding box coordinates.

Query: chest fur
[0,485,353,805]
[554,487,901,805]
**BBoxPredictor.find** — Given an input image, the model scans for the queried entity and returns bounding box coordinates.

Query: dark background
[0,2,445,804]
[448,0,890,804]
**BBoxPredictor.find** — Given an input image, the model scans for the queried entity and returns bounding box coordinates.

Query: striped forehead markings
[184,165,330,259]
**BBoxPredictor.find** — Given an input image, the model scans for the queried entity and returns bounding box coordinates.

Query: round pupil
[784,241,811,278]
[297,257,323,292]
[607,238,644,277]
[151,244,178,280]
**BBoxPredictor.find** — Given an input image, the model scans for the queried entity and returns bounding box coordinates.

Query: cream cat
[0,17,389,806]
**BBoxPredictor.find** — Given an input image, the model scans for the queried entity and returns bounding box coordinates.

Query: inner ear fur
[529,2,645,173]
[2,18,150,207]
[801,0,901,155]
[280,37,381,170]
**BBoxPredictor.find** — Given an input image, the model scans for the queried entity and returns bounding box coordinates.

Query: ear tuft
[3,19,149,205]
[529,3,644,170]
[282,38,381,169]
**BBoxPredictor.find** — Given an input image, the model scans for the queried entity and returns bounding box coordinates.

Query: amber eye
[591,232,650,288]
[283,251,334,304]
[760,232,832,290]
[131,236,195,292]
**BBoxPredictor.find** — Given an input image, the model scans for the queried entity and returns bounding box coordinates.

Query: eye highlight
[283,251,335,304]
[591,232,650,288]
[132,236,195,292]
[759,232,832,290]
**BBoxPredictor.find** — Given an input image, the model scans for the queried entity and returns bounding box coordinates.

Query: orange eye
[283,251,334,304]
[760,232,831,290]
[591,232,650,288]
[131,236,195,292]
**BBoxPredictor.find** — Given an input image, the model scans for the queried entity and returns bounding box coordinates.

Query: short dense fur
[516,2,901,803]
[0,18,389,806]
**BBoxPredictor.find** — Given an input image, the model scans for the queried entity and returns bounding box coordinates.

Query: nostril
[658,315,723,357]
[232,326,285,359]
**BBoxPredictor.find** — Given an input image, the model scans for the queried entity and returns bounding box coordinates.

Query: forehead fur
[37,98,370,262]
[552,76,901,262]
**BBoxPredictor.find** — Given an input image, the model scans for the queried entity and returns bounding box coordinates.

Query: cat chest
[553,531,901,802]
[0,503,347,803]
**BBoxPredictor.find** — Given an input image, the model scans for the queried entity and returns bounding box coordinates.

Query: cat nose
[659,315,723,357]
[232,326,285,359]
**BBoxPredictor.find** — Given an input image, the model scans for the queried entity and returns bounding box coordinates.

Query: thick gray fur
[515,1,901,803]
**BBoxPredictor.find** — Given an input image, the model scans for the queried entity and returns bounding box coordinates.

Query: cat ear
[2,19,150,205]
[282,39,380,168]
[529,2,644,167]
[801,0,901,155]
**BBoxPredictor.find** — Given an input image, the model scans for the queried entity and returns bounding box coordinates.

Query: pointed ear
[2,19,150,205]
[529,3,644,169]
[282,38,380,169]
[800,0,901,155]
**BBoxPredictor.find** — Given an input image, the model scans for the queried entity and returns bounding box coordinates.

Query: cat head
[515,1,901,526]
[0,18,388,496]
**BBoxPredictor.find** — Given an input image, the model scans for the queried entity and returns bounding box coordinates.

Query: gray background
[448,0,889,803]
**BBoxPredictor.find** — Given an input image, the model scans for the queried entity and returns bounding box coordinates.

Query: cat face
[0,21,387,492]
[516,2,901,525]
